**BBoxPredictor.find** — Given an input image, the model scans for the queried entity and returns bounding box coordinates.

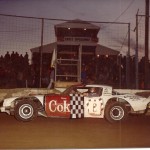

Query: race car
[0,84,150,123]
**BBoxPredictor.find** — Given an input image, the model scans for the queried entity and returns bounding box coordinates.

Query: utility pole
[126,23,130,88]
[144,0,149,89]
[135,9,139,89]
[39,18,44,88]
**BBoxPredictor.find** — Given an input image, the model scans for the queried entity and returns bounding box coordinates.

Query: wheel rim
[110,106,124,121]
[19,104,34,119]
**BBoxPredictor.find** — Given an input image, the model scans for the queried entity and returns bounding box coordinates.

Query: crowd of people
[0,51,32,88]
[0,51,149,89]
[79,55,147,89]
[83,55,147,89]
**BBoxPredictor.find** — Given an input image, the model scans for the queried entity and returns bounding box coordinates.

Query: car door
[84,87,104,118]
[45,94,71,118]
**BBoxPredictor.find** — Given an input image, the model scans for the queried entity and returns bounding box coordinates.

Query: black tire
[14,100,38,122]
[104,101,128,123]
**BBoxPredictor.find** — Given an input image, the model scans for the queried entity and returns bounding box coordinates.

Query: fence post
[135,10,139,89]
[39,18,44,88]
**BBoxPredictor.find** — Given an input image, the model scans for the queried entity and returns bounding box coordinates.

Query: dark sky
[0,0,144,24]
[0,0,147,59]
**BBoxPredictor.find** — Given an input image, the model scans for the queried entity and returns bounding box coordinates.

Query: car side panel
[84,97,104,118]
[45,95,71,118]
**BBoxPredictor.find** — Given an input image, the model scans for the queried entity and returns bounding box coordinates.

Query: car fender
[115,94,150,111]
[34,95,45,105]
[3,97,19,107]
[3,95,45,108]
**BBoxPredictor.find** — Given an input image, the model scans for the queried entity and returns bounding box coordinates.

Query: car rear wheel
[104,101,128,123]
[14,100,38,122]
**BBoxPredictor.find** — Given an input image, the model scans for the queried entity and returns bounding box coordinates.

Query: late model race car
[0,84,150,123]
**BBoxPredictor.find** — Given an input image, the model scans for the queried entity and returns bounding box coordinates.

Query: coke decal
[45,95,71,118]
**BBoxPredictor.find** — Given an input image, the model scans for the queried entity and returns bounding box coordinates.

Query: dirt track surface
[0,113,150,149]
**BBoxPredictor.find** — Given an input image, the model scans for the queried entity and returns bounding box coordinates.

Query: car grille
[0,101,3,107]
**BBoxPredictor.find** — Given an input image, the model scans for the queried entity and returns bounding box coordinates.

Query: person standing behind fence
[47,67,55,89]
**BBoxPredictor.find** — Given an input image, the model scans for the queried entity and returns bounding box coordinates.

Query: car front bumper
[0,106,13,115]
[0,106,5,112]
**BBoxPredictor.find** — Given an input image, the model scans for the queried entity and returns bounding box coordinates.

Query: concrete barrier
[0,87,150,102]
[0,88,61,101]
[55,81,80,88]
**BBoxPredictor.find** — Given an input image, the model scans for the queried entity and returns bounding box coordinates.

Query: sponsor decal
[103,87,111,95]
[45,95,70,117]
[49,100,70,112]
[104,88,108,94]
[123,95,141,101]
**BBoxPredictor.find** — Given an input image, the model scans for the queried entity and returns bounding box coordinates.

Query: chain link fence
[0,14,131,89]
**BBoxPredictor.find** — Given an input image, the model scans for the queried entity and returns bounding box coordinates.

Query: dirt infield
[0,113,150,149]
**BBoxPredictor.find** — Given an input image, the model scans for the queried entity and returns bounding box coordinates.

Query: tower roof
[55,19,100,30]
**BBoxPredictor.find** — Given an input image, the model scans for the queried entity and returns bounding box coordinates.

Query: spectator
[24,52,29,66]
[5,51,10,61]
[17,71,24,88]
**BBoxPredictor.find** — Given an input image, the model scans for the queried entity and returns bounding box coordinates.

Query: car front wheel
[14,100,38,122]
[104,101,128,123]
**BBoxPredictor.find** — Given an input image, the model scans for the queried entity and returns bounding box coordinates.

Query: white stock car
[0,84,150,123]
